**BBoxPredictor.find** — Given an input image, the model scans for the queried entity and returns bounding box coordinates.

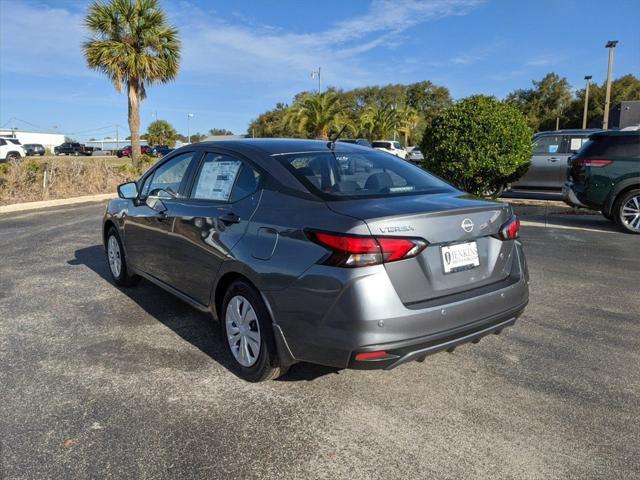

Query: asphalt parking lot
[1,202,638,479]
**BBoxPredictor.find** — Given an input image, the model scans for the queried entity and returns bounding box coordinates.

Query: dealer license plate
[441,241,480,273]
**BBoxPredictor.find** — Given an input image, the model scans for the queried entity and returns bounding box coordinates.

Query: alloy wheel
[225,295,261,367]
[621,194,640,232]
[107,235,122,278]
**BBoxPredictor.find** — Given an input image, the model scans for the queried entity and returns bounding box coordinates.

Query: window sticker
[548,144,559,154]
[570,138,585,151]
[194,159,241,201]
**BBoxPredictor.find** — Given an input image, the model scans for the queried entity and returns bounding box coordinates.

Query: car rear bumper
[268,241,529,370]
[562,182,588,208]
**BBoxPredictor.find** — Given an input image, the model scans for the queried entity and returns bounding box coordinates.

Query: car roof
[194,138,369,155]
[590,130,640,138]
[535,129,601,136]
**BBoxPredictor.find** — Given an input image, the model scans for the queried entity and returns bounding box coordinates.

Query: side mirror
[117,181,138,199]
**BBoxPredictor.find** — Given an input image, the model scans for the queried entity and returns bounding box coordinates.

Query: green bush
[421,95,532,197]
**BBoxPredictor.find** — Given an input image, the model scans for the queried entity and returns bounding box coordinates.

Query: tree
[563,74,640,128]
[247,103,294,138]
[360,102,399,140]
[146,119,178,146]
[506,73,572,131]
[208,128,234,136]
[397,106,420,147]
[421,96,532,197]
[83,0,180,168]
[285,91,345,139]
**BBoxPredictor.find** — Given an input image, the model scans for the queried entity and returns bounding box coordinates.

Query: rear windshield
[578,135,640,158]
[275,150,454,200]
[372,141,392,149]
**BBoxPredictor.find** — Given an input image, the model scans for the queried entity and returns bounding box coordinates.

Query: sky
[1,0,639,141]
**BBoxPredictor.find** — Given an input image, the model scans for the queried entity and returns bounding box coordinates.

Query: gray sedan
[103,139,529,381]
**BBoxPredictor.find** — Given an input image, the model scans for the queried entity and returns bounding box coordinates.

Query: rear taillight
[308,230,427,267]
[573,158,613,167]
[498,215,520,240]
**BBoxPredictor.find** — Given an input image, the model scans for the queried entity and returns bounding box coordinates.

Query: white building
[85,138,148,151]
[0,130,65,152]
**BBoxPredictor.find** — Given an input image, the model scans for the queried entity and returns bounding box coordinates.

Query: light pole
[311,67,321,93]
[582,75,592,129]
[187,113,194,143]
[602,40,618,130]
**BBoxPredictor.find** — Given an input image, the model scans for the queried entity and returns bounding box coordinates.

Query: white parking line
[520,220,616,234]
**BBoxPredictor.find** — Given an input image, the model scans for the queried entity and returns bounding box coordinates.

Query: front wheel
[6,153,20,163]
[615,189,640,234]
[105,227,139,286]
[222,281,287,382]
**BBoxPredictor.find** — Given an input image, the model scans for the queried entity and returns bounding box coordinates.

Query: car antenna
[328,125,348,150]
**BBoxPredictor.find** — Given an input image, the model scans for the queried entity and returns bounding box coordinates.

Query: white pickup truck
[0,137,25,162]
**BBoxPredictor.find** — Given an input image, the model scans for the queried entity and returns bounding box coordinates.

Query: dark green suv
[563,130,640,233]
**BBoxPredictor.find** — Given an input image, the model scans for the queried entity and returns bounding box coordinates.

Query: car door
[122,150,200,281]
[514,134,564,188]
[163,151,264,305]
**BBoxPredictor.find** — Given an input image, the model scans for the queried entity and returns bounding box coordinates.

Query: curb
[0,193,115,214]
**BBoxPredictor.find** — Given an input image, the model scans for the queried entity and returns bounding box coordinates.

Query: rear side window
[532,135,562,155]
[276,150,453,200]
[566,136,588,153]
[578,135,640,158]
[372,142,392,149]
[190,152,260,202]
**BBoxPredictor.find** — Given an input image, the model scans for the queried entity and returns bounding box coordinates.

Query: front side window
[393,142,402,150]
[191,153,261,202]
[145,152,195,198]
[276,150,453,200]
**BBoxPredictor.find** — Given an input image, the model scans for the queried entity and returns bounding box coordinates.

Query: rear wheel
[614,189,640,234]
[221,281,287,382]
[106,227,139,286]
[6,153,20,162]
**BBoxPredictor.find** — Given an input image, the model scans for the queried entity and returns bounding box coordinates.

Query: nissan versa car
[103,139,529,382]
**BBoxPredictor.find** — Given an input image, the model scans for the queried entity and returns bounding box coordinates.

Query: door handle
[548,157,558,162]
[220,213,241,224]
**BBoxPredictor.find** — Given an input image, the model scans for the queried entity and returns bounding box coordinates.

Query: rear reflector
[308,230,427,267]
[574,158,613,167]
[355,351,389,361]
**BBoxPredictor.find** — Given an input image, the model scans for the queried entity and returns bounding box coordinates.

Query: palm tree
[360,102,399,141]
[84,0,180,168]
[286,92,344,140]
[397,106,420,147]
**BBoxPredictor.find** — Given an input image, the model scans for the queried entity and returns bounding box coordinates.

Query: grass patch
[0,156,157,206]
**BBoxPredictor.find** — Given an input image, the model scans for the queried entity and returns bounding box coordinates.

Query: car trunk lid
[327,192,515,305]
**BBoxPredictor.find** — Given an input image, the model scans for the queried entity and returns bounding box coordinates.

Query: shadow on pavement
[522,213,622,233]
[68,245,338,382]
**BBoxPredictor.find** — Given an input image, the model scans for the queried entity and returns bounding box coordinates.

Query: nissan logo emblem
[461,218,474,232]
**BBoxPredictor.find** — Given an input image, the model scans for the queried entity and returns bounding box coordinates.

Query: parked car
[372,140,407,159]
[153,145,173,157]
[103,139,528,382]
[406,146,424,164]
[337,139,372,147]
[511,129,600,190]
[563,130,640,233]
[54,142,94,156]
[0,137,25,162]
[116,145,153,158]
[23,143,46,156]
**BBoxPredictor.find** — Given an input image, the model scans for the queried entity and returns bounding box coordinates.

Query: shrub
[421,95,532,196]
[0,163,11,176]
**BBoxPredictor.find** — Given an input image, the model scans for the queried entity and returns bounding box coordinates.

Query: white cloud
[171,0,484,88]
[0,1,89,76]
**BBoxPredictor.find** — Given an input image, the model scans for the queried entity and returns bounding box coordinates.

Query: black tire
[221,280,287,382]
[105,227,140,286]
[481,184,505,198]
[614,188,640,234]
[6,153,20,162]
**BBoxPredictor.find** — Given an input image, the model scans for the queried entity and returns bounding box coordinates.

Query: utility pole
[311,67,321,93]
[602,40,618,130]
[115,124,119,151]
[187,113,194,143]
[555,117,560,131]
[582,75,592,129]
